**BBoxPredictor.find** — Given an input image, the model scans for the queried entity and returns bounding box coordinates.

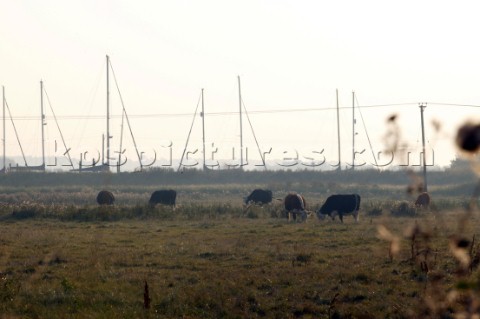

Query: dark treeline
[0,166,475,188]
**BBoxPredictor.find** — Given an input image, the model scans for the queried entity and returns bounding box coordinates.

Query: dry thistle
[406,170,425,196]
[470,237,480,272]
[377,225,400,261]
[456,122,480,154]
[449,235,471,274]
[431,119,442,133]
[328,293,340,319]
[404,222,421,261]
[455,122,480,180]
[383,113,401,154]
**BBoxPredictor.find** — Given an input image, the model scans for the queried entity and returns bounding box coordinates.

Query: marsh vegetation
[0,167,479,318]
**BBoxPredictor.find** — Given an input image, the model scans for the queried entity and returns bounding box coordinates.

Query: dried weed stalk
[328,293,340,319]
[378,118,480,318]
[143,280,151,310]
[377,224,400,262]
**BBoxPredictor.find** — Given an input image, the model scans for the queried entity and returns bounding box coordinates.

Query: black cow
[244,189,273,205]
[284,193,307,222]
[149,190,177,207]
[97,190,115,206]
[316,194,361,223]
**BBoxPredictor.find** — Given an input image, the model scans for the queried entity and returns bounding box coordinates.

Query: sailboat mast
[419,104,428,192]
[201,88,206,171]
[2,86,5,172]
[336,89,341,171]
[40,81,45,169]
[106,55,110,168]
[352,91,355,170]
[238,76,243,168]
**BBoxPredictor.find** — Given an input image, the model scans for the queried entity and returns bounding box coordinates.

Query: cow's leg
[339,213,344,223]
[331,211,337,221]
[353,210,359,222]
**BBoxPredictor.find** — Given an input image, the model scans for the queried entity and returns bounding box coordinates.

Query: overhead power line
[3,101,479,121]
[427,102,480,108]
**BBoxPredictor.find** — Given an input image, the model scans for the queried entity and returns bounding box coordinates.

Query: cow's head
[316,209,327,220]
[316,205,329,217]
[243,196,249,205]
[288,209,310,222]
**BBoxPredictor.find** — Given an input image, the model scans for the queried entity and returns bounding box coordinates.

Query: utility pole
[419,103,428,192]
[201,88,206,171]
[336,89,341,170]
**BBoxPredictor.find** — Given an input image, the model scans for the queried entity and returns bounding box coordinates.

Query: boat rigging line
[177,90,202,172]
[109,59,143,171]
[354,94,378,168]
[241,99,266,169]
[43,84,74,168]
[3,97,28,167]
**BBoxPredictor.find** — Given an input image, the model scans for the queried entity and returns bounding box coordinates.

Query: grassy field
[1,202,480,318]
[3,121,479,317]
[0,167,479,318]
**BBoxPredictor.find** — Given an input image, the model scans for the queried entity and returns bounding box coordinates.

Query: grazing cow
[97,190,115,206]
[284,193,307,222]
[149,190,177,207]
[316,194,361,223]
[244,189,273,206]
[415,192,430,208]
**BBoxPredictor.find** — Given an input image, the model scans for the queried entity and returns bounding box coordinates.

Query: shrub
[245,210,258,219]
[367,207,383,216]
[390,201,417,217]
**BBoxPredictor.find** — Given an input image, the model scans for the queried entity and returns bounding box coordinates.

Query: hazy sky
[1,1,479,170]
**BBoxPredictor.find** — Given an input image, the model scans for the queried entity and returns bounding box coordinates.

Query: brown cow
[415,192,430,208]
[284,193,307,222]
